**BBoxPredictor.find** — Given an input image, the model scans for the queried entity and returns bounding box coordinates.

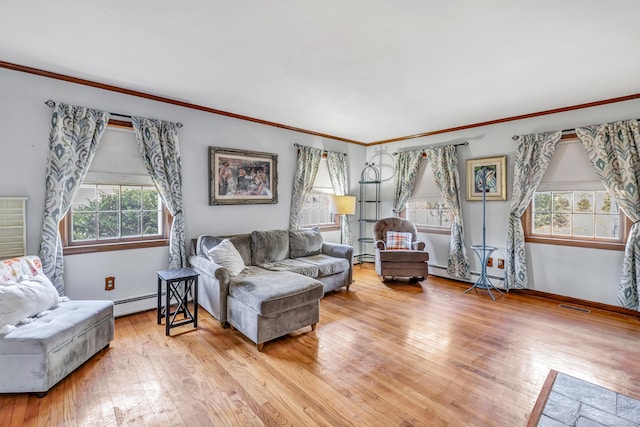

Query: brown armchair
[374,217,429,282]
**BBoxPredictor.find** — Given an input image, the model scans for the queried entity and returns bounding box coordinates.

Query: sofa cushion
[0,273,61,332]
[0,300,114,355]
[198,234,253,266]
[257,259,319,278]
[207,239,246,276]
[251,230,289,265]
[229,270,323,316]
[289,227,323,258]
[297,254,350,277]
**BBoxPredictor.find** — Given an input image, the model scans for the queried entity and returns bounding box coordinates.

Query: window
[61,124,170,254]
[300,158,339,231]
[404,157,452,234]
[524,136,629,250]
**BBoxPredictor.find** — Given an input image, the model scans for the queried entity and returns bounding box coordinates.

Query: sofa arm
[322,242,354,285]
[188,255,231,326]
[374,240,386,250]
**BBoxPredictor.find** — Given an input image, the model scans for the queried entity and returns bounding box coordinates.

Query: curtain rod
[393,140,468,155]
[45,100,183,128]
[294,143,347,156]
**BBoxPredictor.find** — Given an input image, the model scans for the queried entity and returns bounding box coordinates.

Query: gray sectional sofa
[189,228,353,349]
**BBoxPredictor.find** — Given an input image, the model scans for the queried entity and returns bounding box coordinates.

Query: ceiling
[2,1,640,143]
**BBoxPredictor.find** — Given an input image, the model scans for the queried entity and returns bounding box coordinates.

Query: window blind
[0,197,28,260]
[538,139,602,192]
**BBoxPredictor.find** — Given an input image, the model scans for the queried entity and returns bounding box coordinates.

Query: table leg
[157,277,162,325]
[165,279,171,336]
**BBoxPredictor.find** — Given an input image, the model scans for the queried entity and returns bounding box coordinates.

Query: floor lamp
[331,195,356,245]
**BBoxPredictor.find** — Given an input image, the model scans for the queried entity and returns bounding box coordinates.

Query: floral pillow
[386,231,412,250]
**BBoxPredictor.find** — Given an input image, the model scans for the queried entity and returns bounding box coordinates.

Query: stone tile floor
[538,372,640,427]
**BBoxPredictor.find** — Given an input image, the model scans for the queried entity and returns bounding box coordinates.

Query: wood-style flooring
[1,264,639,426]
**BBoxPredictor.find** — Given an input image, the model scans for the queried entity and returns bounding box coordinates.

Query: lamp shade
[331,195,356,215]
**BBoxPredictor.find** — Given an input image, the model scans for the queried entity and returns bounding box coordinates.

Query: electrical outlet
[486,257,493,267]
[497,259,505,269]
[105,276,115,291]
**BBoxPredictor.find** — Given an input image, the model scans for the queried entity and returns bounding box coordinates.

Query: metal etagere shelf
[357,163,380,264]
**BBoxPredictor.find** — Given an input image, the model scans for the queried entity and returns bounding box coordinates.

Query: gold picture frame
[466,155,506,201]
[209,146,278,205]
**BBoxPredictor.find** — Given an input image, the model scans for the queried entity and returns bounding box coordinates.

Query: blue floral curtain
[327,151,353,245]
[392,149,424,216]
[426,145,470,279]
[131,117,186,269]
[576,120,640,310]
[39,102,110,294]
[289,145,322,230]
[505,131,562,289]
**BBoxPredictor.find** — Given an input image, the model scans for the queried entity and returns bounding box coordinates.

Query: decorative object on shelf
[465,166,504,300]
[357,163,381,264]
[466,155,506,201]
[209,146,278,205]
[331,195,356,245]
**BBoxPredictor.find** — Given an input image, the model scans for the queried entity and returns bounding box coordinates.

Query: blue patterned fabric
[289,145,322,230]
[392,149,424,216]
[576,120,640,310]
[327,151,353,245]
[131,117,186,269]
[505,131,562,289]
[426,145,470,279]
[39,103,109,294]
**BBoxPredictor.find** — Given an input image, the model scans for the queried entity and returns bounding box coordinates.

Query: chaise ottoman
[226,269,323,351]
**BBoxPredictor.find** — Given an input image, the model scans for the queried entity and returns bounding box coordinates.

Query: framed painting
[466,155,506,201]
[209,146,278,205]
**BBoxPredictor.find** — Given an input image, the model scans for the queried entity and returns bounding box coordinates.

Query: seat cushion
[229,271,323,316]
[378,250,430,262]
[297,254,350,277]
[257,259,319,277]
[0,300,114,355]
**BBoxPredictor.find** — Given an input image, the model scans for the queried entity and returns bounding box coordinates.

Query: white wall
[0,67,365,315]
[366,98,640,305]
[2,64,637,310]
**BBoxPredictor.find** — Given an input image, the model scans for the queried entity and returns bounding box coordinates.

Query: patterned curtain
[576,120,640,310]
[289,145,322,230]
[392,149,424,215]
[327,151,352,245]
[426,145,470,279]
[505,131,562,289]
[39,103,110,294]
[131,117,186,269]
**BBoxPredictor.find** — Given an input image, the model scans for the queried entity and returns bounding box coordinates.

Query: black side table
[157,268,199,336]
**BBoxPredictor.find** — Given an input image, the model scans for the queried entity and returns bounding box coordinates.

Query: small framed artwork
[466,155,507,201]
[209,146,278,205]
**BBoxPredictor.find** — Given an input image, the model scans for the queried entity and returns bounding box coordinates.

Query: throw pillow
[207,239,246,276]
[289,227,323,258]
[251,230,289,265]
[0,273,61,332]
[386,231,413,250]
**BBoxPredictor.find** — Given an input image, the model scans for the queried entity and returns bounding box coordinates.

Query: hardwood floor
[2,264,639,426]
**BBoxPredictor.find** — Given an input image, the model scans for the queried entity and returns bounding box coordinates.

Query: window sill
[525,235,625,251]
[63,239,169,255]
[303,224,340,232]
[416,227,451,235]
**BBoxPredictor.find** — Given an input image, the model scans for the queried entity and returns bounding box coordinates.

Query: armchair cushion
[386,231,413,250]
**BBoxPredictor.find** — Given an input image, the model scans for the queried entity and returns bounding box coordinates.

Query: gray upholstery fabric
[197,234,253,266]
[289,227,323,258]
[251,230,290,265]
[373,217,430,279]
[257,258,319,277]
[297,254,350,277]
[0,300,114,393]
[229,270,323,316]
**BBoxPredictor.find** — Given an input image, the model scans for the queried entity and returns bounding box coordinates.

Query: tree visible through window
[531,190,621,240]
[69,184,165,244]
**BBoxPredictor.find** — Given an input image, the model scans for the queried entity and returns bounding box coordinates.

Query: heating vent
[559,304,591,313]
[0,197,28,260]
[114,293,158,305]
